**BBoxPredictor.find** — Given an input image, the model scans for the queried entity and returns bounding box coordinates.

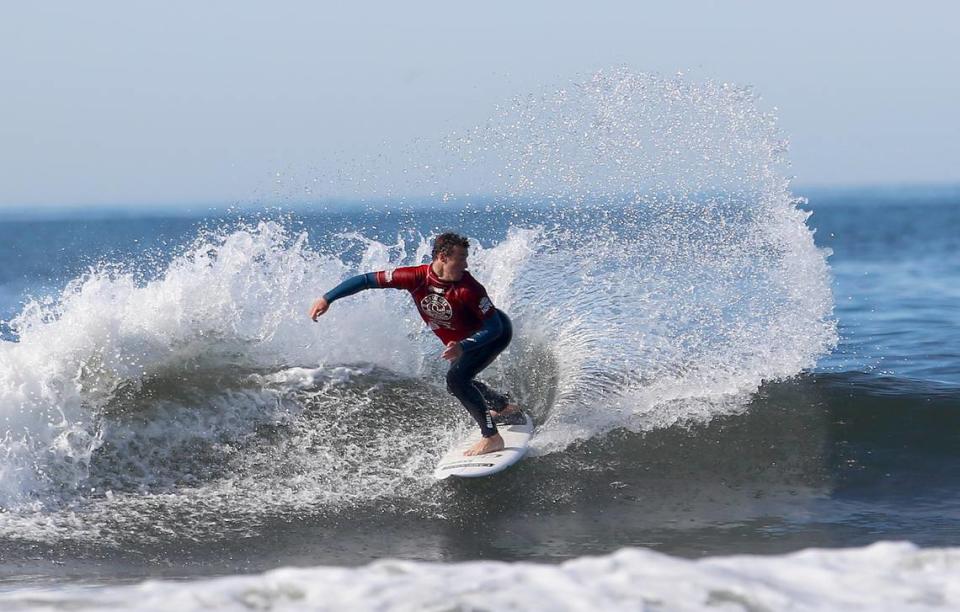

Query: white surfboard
[433,412,534,479]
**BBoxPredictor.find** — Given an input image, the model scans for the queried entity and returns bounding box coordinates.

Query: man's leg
[445,312,513,454]
[473,380,520,421]
[445,341,510,438]
[446,360,499,438]
[473,380,509,412]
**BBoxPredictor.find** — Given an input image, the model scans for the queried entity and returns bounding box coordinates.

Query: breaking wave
[0,69,835,544]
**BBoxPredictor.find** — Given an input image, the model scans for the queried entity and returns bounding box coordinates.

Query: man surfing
[309,233,519,456]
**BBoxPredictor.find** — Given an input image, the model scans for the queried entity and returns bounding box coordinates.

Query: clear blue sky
[1,1,958,208]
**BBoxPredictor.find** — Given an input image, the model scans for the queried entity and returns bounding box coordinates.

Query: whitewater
[0,543,956,611]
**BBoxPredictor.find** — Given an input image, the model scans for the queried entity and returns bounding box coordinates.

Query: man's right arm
[310,266,422,321]
[310,272,379,321]
[323,272,380,303]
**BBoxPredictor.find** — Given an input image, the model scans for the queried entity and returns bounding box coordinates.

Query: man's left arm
[459,291,501,353]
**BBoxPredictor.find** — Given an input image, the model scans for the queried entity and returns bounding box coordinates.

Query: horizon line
[2,181,958,221]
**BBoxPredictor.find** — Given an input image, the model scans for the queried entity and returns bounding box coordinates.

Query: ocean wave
[0,70,835,543]
[1,542,955,611]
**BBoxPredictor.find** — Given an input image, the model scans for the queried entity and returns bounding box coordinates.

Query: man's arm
[309,272,379,321]
[310,266,423,321]
[455,281,502,353]
[324,272,379,303]
[459,310,504,352]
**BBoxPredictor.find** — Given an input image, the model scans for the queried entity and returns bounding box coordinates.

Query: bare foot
[464,433,504,456]
[489,403,519,419]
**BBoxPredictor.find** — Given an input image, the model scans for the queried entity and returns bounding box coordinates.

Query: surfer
[309,232,519,456]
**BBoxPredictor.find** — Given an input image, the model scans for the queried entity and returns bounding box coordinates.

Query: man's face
[438,246,469,281]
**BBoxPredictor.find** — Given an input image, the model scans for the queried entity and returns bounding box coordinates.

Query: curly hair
[431,232,470,260]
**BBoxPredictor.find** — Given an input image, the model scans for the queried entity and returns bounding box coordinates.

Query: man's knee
[446,367,466,396]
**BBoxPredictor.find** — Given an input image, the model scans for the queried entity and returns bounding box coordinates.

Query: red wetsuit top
[374,264,496,345]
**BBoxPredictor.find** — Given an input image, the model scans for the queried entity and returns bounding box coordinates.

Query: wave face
[0,70,835,544]
[440,69,837,448]
[0,543,955,611]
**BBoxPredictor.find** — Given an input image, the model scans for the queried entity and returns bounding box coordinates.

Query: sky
[1,1,958,209]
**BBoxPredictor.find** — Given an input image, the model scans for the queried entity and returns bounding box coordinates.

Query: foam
[1,542,955,611]
[0,222,426,511]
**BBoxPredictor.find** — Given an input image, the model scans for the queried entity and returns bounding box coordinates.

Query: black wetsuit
[445,310,512,437]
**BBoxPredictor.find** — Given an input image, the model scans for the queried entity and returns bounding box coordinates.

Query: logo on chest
[419,292,453,321]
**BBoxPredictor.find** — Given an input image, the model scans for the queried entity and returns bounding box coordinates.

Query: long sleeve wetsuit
[323,265,512,437]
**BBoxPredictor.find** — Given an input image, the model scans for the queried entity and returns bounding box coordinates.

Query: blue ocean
[1,72,957,609]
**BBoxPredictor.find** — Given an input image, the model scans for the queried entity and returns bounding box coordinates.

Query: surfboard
[433,412,534,479]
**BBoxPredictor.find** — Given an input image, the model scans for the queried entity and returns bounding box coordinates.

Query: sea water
[0,70,957,609]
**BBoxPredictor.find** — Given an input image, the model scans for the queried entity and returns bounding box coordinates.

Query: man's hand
[309,297,330,321]
[442,341,463,361]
